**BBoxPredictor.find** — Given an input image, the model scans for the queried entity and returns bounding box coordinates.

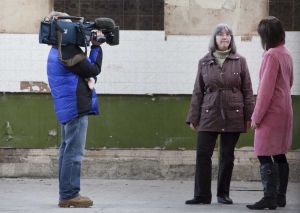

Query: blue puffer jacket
[47,45,102,124]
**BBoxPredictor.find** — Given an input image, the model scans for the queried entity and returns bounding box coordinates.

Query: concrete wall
[1,148,299,181]
[0,0,53,33]
[1,94,299,149]
[0,31,299,95]
[165,0,268,36]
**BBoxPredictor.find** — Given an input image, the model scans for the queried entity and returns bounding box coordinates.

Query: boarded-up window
[164,0,268,36]
[54,0,164,30]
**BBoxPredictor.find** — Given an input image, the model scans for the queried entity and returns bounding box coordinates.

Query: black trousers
[194,131,240,199]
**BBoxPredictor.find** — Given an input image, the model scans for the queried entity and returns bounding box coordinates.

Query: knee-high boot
[276,162,289,207]
[246,163,277,210]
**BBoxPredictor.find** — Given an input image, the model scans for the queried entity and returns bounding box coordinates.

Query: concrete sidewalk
[0,178,299,213]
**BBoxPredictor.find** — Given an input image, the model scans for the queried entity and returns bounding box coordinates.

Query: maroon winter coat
[186,52,254,132]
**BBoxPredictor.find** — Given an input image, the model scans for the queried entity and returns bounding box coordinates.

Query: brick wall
[270,0,300,31]
[53,0,164,30]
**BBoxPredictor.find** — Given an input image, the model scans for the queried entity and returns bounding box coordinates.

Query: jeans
[59,116,88,200]
[194,131,240,199]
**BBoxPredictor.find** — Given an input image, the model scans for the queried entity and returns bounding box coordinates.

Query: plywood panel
[0,0,53,33]
[165,0,268,36]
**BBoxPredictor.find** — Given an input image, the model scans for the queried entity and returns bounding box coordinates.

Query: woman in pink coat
[247,16,293,210]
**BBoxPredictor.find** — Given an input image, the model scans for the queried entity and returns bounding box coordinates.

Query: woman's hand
[246,121,251,130]
[251,120,260,129]
[189,123,196,130]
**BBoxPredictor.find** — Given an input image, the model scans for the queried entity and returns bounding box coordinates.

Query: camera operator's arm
[69,30,104,78]
[70,46,103,78]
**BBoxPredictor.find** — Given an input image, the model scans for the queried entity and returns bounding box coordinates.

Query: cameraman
[46,11,103,208]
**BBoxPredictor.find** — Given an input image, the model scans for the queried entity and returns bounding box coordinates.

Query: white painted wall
[0,31,299,95]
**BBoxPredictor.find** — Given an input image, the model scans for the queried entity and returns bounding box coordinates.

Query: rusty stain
[20,81,50,92]
[241,34,253,42]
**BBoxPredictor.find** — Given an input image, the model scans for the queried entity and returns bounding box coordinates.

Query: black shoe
[246,197,277,210]
[185,197,211,205]
[217,195,233,204]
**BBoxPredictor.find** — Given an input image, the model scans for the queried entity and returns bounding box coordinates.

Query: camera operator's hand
[85,77,96,90]
[91,30,105,46]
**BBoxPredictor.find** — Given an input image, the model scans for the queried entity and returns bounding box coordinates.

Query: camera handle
[56,16,84,22]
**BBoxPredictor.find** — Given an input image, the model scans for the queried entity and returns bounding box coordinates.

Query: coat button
[206,110,209,112]
[221,128,225,131]
[236,109,239,112]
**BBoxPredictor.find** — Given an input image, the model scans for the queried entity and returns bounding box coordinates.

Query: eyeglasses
[216,32,231,37]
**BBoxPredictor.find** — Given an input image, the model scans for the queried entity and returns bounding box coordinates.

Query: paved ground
[0,178,299,213]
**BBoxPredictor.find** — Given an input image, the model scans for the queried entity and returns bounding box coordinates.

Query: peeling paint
[3,121,13,141]
[241,34,253,42]
[222,0,236,11]
[48,129,57,137]
[166,0,189,8]
[193,0,225,9]
[20,81,50,93]
[164,138,173,146]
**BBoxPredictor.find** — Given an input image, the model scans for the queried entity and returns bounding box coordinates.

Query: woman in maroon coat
[247,17,293,210]
[185,23,254,205]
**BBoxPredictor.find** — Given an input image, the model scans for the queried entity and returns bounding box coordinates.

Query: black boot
[246,163,277,210]
[276,162,289,207]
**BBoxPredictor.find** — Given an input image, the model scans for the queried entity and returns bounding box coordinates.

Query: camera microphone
[94,18,115,32]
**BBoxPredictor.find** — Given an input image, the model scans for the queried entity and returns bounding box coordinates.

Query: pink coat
[252,45,293,156]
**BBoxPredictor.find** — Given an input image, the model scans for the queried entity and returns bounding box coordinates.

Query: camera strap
[56,30,86,67]
[77,24,88,55]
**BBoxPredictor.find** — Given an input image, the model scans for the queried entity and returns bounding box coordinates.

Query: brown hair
[257,16,285,50]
